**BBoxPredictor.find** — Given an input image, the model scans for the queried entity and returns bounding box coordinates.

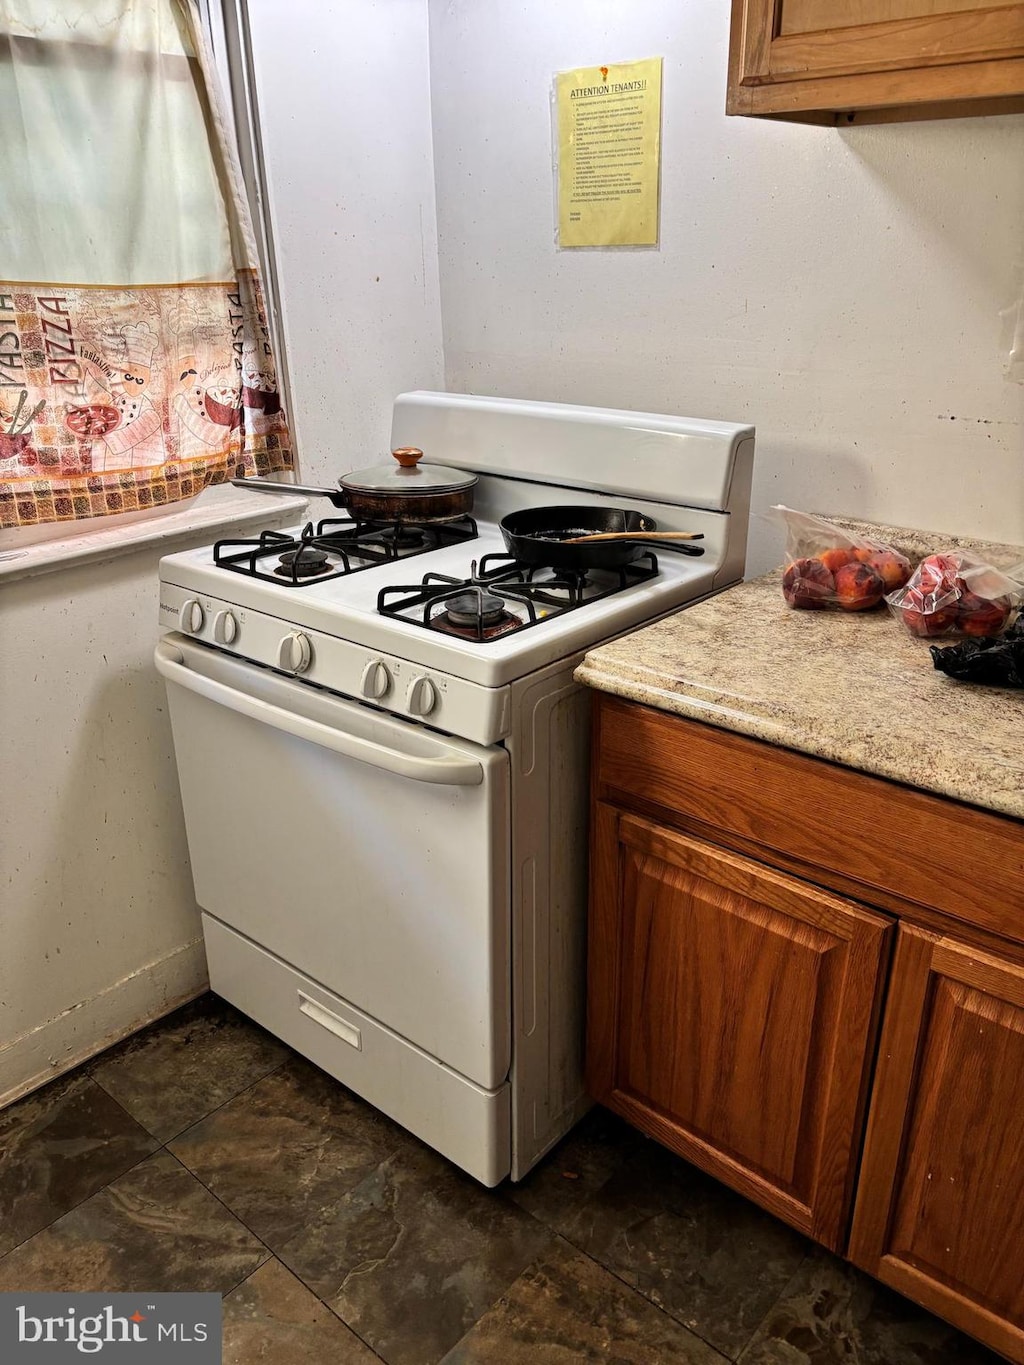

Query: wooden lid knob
[392,446,424,468]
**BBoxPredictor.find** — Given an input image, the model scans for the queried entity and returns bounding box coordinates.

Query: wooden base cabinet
[587,802,892,1251]
[587,693,1024,1360]
[849,927,1024,1361]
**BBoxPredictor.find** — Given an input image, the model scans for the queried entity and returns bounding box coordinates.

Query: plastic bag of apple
[774,506,914,612]
[886,552,1022,638]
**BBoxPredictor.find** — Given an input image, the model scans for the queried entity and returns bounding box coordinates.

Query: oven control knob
[213,610,238,645]
[178,599,204,634]
[278,631,312,674]
[406,675,437,717]
[360,658,391,699]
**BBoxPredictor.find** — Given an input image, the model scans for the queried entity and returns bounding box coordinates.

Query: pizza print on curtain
[0,273,292,528]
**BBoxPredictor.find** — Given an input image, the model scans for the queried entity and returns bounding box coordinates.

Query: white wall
[1,544,207,1104]
[246,0,444,485]
[427,0,1024,575]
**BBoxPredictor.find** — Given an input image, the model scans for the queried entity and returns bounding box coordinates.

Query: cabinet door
[849,927,1024,1362]
[587,806,892,1250]
[729,0,1024,121]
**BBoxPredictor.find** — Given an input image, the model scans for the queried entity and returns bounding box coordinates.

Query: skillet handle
[562,530,704,543]
[653,541,705,557]
[230,478,347,505]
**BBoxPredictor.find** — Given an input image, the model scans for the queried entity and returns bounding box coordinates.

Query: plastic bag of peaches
[773,506,913,612]
[886,552,1022,639]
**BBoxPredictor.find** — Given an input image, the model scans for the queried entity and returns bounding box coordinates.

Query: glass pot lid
[340,447,478,495]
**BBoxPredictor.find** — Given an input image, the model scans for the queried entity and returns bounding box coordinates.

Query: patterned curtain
[0,0,293,529]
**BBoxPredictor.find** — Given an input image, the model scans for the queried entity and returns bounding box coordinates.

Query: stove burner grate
[213,514,478,585]
[377,552,661,642]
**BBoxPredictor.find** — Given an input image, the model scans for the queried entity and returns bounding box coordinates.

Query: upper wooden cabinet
[727,0,1024,123]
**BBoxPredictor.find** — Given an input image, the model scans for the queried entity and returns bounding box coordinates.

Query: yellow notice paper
[556,57,662,248]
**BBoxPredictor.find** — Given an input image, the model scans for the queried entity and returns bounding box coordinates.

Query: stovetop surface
[159,495,730,688]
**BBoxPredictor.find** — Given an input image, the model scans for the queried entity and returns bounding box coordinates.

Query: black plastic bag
[930,618,1024,687]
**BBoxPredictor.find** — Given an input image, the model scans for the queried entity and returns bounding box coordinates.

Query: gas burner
[317,515,477,555]
[213,514,478,586]
[374,525,428,550]
[275,545,331,578]
[432,609,522,641]
[377,552,661,642]
[430,587,522,640]
[448,589,507,626]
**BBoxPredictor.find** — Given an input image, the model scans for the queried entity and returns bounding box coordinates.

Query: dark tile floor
[0,994,1003,1365]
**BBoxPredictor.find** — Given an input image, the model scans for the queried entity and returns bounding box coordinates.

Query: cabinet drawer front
[736,0,1024,84]
[780,0,1016,37]
[588,808,891,1249]
[850,927,1024,1359]
[770,7,1024,82]
[594,696,1024,945]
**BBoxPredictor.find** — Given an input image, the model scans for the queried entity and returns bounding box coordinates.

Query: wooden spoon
[561,530,704,544]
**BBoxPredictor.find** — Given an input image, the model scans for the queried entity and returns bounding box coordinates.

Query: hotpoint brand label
[0,1294,221,1362]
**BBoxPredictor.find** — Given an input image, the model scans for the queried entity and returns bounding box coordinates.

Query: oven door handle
[154,641,484,787]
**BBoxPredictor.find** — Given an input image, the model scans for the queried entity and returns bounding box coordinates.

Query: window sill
[0,485,309,585]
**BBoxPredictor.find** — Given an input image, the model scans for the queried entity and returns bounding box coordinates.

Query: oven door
[156,635,511,1091]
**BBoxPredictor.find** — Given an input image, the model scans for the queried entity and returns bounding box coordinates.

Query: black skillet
[500,506,704,572]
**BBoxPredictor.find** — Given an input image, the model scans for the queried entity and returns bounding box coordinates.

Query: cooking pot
[500,505,704,572]
[233,447,477,524]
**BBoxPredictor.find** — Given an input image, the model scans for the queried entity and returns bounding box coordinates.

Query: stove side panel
[716,434,755,589]
[507,656,594,1179]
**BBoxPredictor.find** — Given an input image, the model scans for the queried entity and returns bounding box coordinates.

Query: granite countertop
[576,518,1024,821]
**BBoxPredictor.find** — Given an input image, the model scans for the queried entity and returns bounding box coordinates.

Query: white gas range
[156,391,754,1185]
